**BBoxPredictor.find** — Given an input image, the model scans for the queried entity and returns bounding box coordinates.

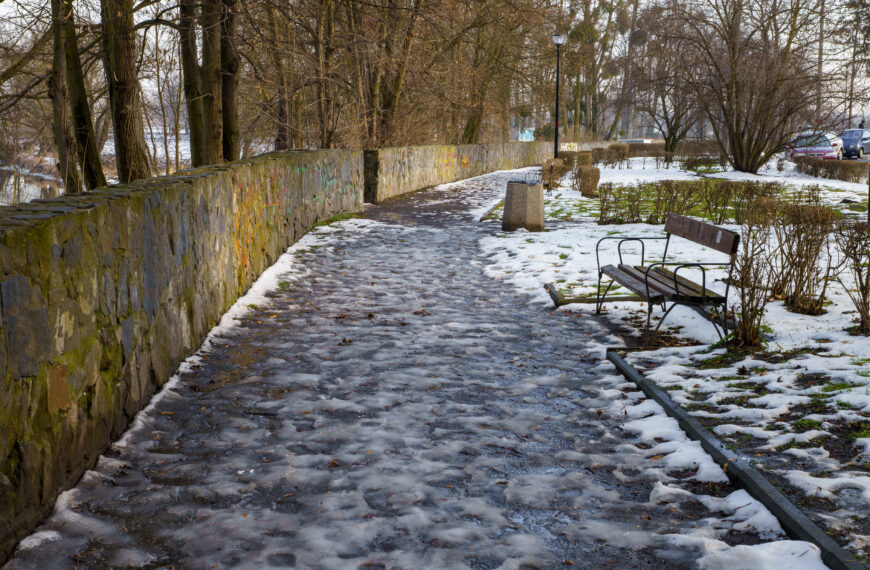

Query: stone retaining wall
[0,150,363,559]
[364,142,552,203]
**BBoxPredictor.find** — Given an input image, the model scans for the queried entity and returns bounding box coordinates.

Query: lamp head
[552,33,567,46]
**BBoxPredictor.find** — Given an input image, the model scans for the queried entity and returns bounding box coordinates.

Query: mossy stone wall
[0,150,362,559]
[364,142,551,203]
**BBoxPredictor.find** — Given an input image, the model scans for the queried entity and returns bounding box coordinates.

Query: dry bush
[733,199,777,348]
[627,142,666,157]
[654,152,675,168]
[542,158,570,189]
[732,182,784,224]
[646,180,702,224]
[598,183,642,224]
[675,140,721,155]
[793,156,868,183]
[598,183,617,223]
[575,151,593,166]
[576,166,600,197]
[775,204,839,315]
[699,180,735,224]
[835,221,870,333]
[608,142,630,160]
[683,155,721,172]
[559,151,593,167]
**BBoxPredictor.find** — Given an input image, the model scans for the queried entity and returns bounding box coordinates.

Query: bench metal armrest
[595,236,668,273]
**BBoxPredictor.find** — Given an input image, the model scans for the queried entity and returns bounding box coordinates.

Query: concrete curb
[606,348,864,570]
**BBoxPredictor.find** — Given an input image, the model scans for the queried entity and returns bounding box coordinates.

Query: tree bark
[100,0,150,183]
[220,0,240,161]
[315,0,335,149]
[201,0,223,164]
[62,0,105,189]
[379,0,422,145]
[266,1,290,151]
[180,0,205,166]
[50,0,82,193]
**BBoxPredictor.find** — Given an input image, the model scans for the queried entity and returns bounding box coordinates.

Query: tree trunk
[62,0,105,190]
[220,0,240,162]
[266,2,290,151]
[180,0,205,166]
[460,105,484,144]
[315,0,335,149]
[100,0,150,183]
[379,0,422,145]
[201,0,223,164]
[50,0,82,193]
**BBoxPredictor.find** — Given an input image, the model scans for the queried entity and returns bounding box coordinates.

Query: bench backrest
[664,213,740,255]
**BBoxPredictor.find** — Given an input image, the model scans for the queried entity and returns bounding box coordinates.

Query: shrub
[627,142,666,157]
[608,142,630,160]
[599,183,642,224]
[835,221,870,333]
[559,151,593,167]
[578,152,594,166]
[596,180,786,226]
[733,199,777,348]
[675,140,721,155]
[683,155,722,173]
[775,204,839,315]
[793,156,868,183]
[574,165,600,197]
[699,180,735,224]
[542,158,570,189]
[731,182,784,225]
[645,180,702,224]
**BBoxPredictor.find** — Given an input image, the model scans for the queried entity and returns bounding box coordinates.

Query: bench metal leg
[596,275,614,315]
[643,300,655,344]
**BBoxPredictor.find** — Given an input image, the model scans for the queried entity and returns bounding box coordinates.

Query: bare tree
[670,0,828,173]
[633,6,697,152]
[100,0,151,182]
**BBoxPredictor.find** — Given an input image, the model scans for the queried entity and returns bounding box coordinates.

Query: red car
[788,132,843,160]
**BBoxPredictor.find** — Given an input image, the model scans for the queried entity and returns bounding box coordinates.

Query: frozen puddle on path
[6,170,827,569]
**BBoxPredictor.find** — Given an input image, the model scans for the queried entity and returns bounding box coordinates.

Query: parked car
[788,132,843,160]
[839,129,870,159]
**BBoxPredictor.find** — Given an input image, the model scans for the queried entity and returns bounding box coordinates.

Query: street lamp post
[552,33,567,159]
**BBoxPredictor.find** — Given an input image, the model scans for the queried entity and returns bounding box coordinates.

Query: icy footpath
[6,170,826,569]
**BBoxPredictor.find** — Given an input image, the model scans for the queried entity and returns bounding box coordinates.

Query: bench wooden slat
[645,266,725,302]
[664,213,739,255]
[617,264,680,297]
[601,264,664,303]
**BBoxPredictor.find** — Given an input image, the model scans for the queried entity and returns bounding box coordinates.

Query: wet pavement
[5,172,799,569]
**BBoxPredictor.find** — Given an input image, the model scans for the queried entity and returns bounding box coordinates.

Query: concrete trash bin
[502,181,544,232]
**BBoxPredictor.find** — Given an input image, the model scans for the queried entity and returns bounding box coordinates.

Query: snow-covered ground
[478,157,870,562]
[5,167,832,569]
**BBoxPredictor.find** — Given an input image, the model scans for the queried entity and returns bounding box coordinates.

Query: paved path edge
[605,348,865,570]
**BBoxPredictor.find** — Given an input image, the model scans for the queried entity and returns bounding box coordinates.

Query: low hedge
[542,158,571,188]
[608,142,630,160]
[558,151,593,167]
[793,156,868,184]
[573,165,600,197]
[598,179,787,225]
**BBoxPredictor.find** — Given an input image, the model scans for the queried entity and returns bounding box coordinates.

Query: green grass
[821,380,864,392]
[793,418,822,432]
[314,211,366,227]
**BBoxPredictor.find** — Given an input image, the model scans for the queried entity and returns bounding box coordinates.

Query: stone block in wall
[0,149,364,562]
[365,142,550,203]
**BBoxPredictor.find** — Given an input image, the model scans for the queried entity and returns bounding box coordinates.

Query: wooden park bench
[595,213,740,340]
